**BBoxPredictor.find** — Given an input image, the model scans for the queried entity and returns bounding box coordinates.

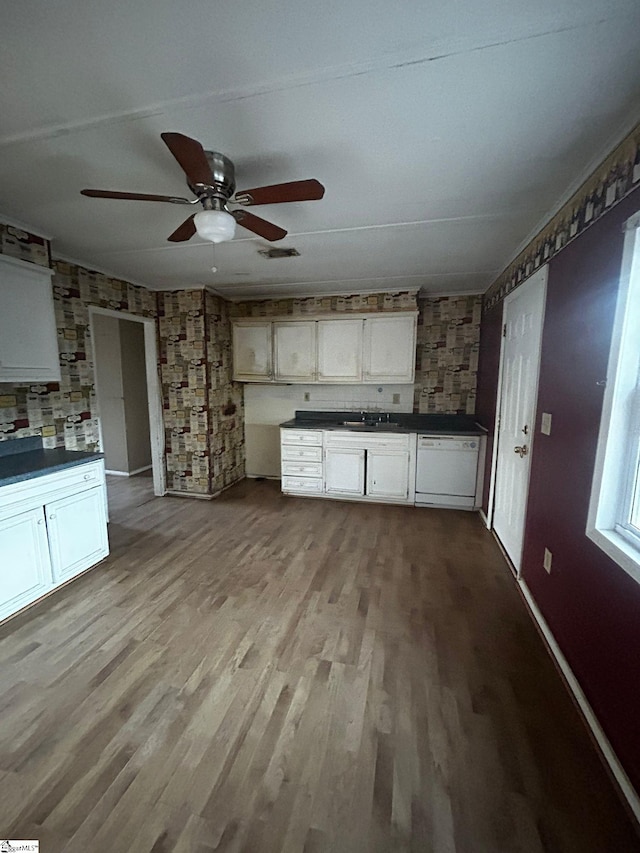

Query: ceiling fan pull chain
[211,242,218,274]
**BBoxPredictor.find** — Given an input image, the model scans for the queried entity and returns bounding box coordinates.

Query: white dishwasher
[415,435,479,509]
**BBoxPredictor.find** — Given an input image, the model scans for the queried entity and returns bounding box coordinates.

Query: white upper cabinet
[363,315,417,382]
[274,321,316,381]
[232,311,417,384]
[0,254,60,383]
[232,321,272,380]
[317,319,363,382]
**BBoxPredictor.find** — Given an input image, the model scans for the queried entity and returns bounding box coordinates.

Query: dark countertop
[280,411,486,436]
[0,437,104,487]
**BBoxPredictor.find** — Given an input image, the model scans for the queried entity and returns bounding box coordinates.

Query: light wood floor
[1,476,638,852]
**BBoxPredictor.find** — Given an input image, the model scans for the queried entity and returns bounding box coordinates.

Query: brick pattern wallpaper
[206,292,245,493]
[0,260,156,450]
[157,290,244,495]
[414,296,482,415]
[1,231,246,497]
[230,291,418,317]
[230,291,481,415]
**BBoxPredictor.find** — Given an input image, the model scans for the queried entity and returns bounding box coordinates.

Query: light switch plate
[541,412,552,435]
[392,393,400,404]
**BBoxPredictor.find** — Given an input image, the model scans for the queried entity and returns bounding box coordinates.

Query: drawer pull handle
[49,513,57,520]
[83,473,92,480]
[38,518,45,525]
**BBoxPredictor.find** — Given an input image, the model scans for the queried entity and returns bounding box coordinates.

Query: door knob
[514,445,528,458]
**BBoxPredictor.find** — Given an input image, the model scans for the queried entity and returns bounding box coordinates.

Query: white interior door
[492,266,547,573]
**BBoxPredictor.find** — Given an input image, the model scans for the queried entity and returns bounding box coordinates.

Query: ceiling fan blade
[167,215,196,242]
[161,132,213,186]
[81,189,191,204]
[232,210,287,241]
[234,179,324,206]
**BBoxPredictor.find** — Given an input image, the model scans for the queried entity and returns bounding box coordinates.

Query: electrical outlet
[543,548,553,574]
[541,412,552,435]
[392,393,400,404]
[303,391,310,402]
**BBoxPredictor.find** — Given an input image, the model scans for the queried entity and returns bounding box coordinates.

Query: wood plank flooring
[1,475,638,852]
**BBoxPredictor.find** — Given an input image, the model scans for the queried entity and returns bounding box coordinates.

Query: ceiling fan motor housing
[189,151,236,201]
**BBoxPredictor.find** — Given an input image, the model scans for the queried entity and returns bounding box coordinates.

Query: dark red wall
[477,186,640,793]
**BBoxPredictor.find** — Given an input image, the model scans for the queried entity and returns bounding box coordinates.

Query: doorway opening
[89,307,165,497]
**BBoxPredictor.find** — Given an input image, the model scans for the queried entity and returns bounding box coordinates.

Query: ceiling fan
[81,132,325,244]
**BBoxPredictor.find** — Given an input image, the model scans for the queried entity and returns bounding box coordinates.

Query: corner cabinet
[0,254,61,383]
[232,312,417,384]
[0,460,109,623]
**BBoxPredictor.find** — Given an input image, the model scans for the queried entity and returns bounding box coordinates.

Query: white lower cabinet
[0,460,109,622]
[280,429,324,496]
[280,428,416,505]
[46,486,109,583]
[324,447,365,496]
[0,507,52,621]
[366,450,410,499]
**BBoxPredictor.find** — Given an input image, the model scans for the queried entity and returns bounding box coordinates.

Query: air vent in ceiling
[258,247,300,259]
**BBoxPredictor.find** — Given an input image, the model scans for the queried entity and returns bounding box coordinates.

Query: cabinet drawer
[282,476,324,493]
[281,445,322,462]
[324,431,410,451]
[0,460,105,518]
[281,430,323,446]
[281,461,323,477]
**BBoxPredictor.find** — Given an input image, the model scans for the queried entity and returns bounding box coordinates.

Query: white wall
[244,383,414,477]
[120,320,152,473]
[93,314,128,472]
[93,315,152,475]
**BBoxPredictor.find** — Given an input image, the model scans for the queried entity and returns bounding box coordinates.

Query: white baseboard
[478,507,490,528]
[246,473,280,480]
[129,464,153,476]
[105,465,152,477]
[165,490,214,501]
[518,579,640,824]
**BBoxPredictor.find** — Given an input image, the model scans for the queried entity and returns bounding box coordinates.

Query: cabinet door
[366,450,410,499]
[232,322,272,380]
[0,255,60,383]
[0,507,52,621]
[317,320,363,382]
[363,315,416,382]
[274,321,316,381]
[46,486,109,584]
[324,447,365,495]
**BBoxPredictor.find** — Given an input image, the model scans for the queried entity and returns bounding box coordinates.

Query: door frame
[487,265,547,574]
[88,306,166,497]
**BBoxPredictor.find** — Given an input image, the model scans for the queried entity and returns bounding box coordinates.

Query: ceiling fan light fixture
[194,209,236,243]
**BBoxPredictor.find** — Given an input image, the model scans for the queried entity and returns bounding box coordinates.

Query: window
[587,210,640,581]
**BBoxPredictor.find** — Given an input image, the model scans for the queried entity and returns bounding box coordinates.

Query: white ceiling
[2,0,640,300]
